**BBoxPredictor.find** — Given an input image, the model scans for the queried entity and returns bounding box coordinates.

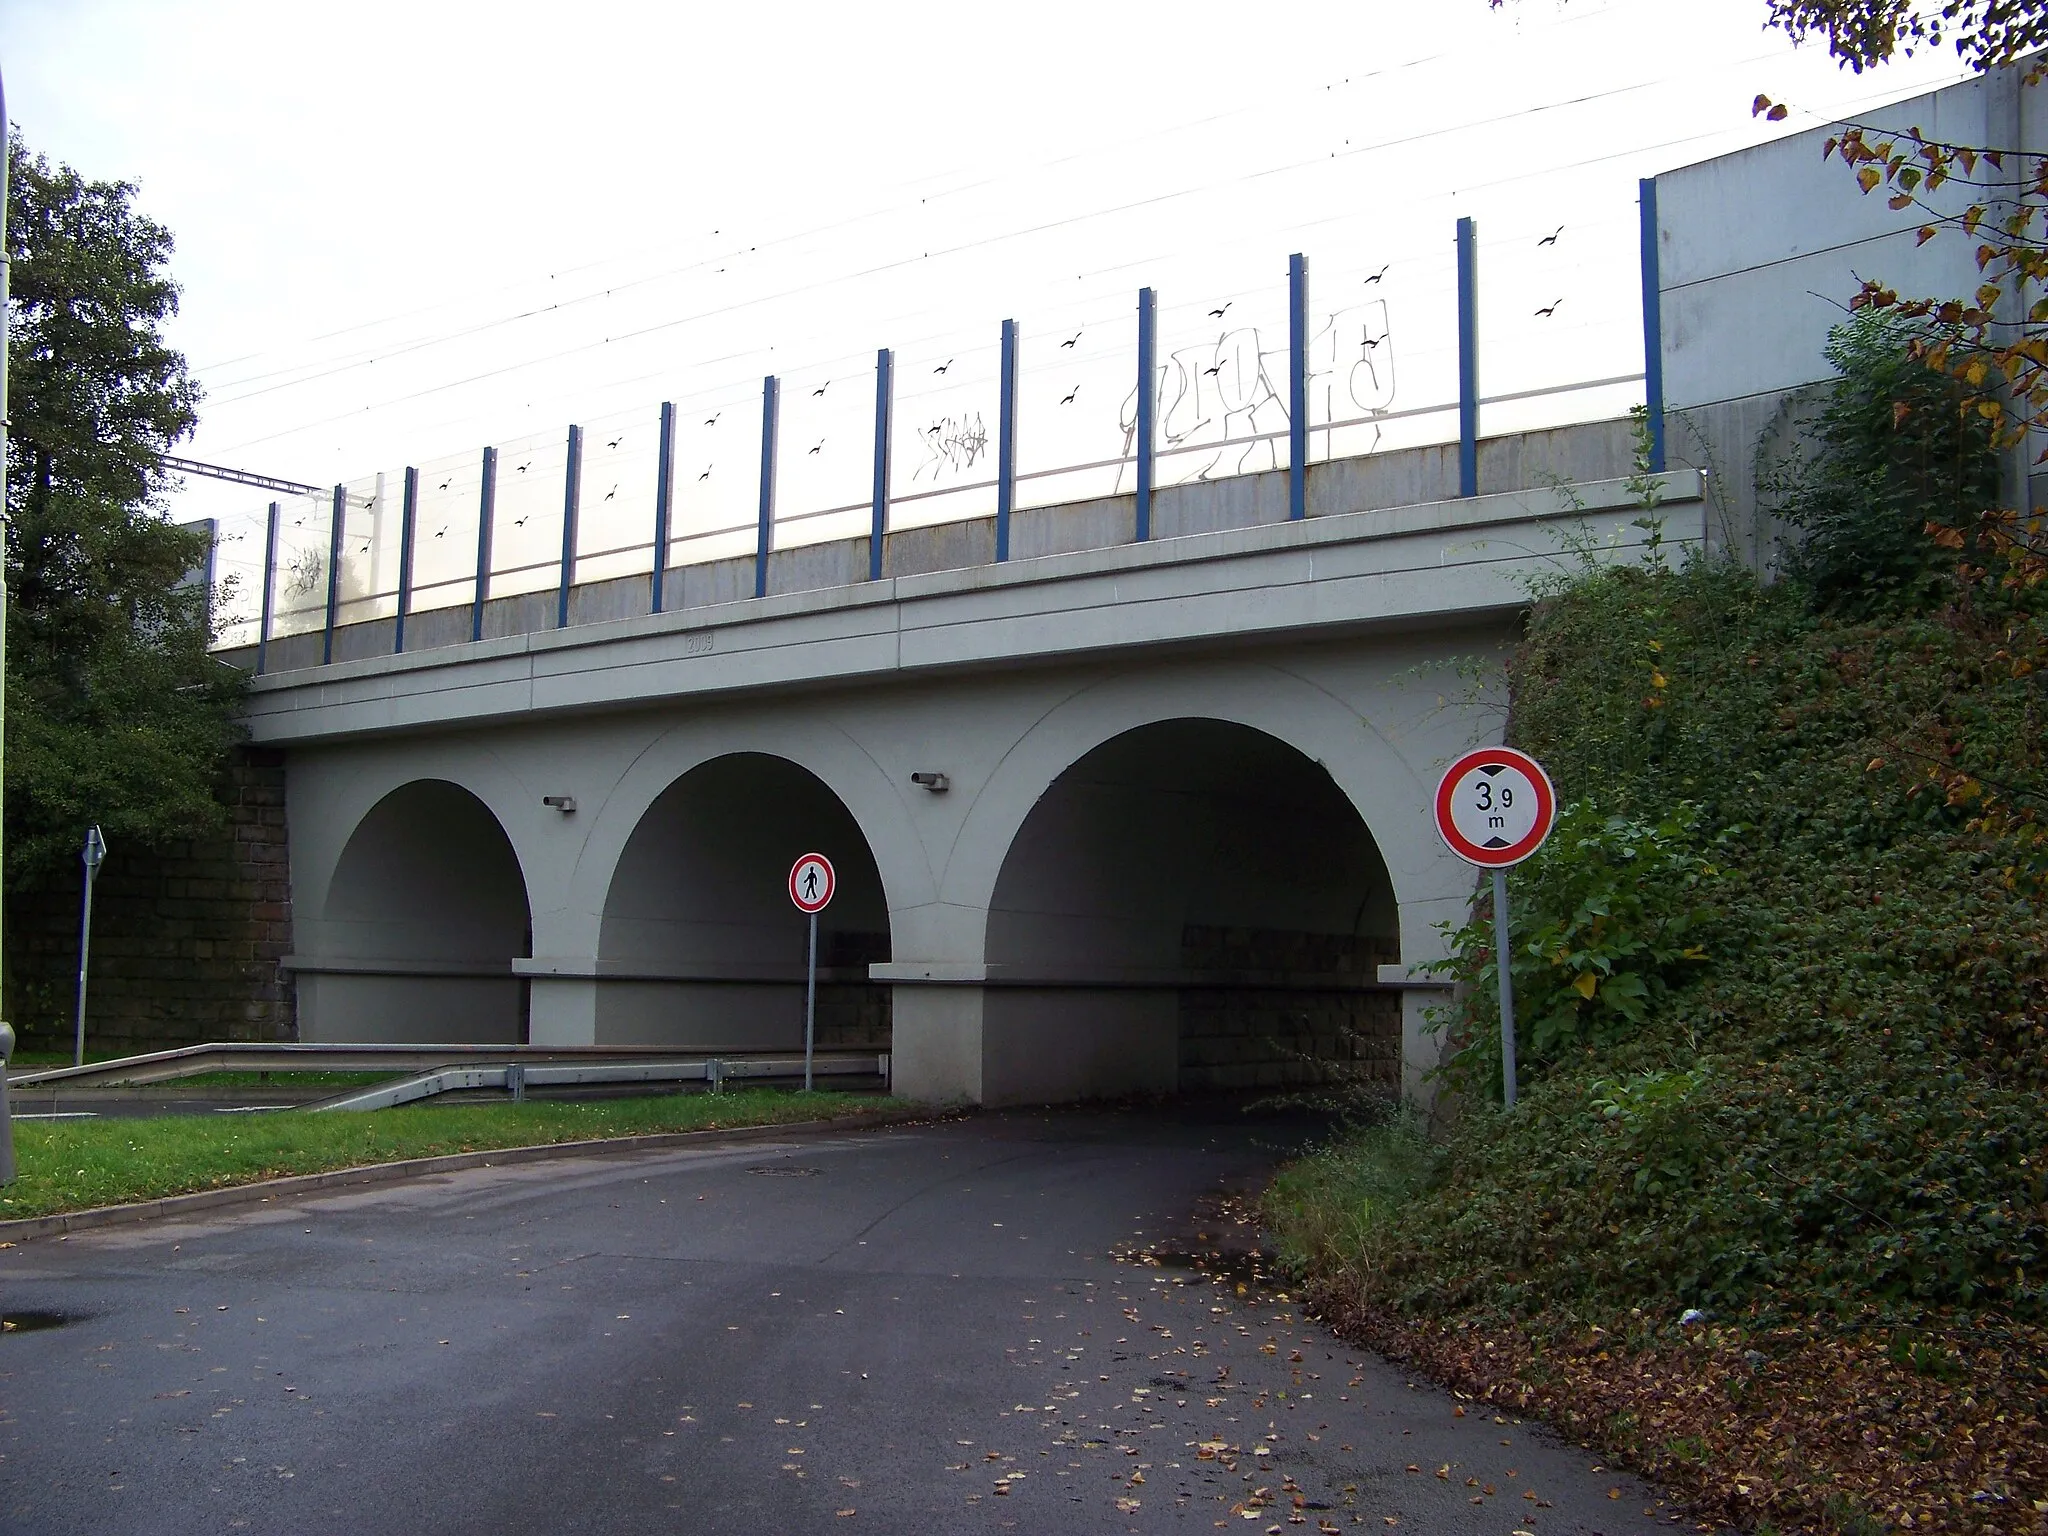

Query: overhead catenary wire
[204,41,1769,423]
[202,42,1968,475]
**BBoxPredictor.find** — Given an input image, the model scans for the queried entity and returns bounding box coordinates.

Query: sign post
[74,825,108,1070]
[788,852,836,1092]
[1432,748,1556,1108]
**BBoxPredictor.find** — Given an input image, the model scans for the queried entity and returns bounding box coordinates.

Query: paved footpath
[0,1107,1701,1534]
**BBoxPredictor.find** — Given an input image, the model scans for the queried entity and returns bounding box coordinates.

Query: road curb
[0,1108,940,1246]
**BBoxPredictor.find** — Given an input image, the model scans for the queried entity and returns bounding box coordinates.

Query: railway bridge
[236,429,1700,1105]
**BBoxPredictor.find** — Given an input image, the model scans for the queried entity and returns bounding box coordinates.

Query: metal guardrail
[312,1053,890,1112]
[11,1042,889,1092]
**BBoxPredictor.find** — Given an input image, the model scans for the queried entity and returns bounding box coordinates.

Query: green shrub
[1765,309,2000,615]
[1429,800,1718,1101]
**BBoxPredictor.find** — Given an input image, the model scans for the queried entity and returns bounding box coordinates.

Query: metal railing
[10,1041,888,1092]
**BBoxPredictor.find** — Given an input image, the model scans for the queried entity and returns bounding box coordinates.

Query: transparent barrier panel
[578,405,662,586]
[1312,236,1463,461]
[489,428,571,599]
[669,382,765,567]
[1473,190,1645,438]
[410,448,484,614]
[890,332,999,531]
[269,490,332,638]
[1016,294,1137,511]
[778,356,880,550]
[209,501,271,650]
[1152,271,1292,488]
[334,472,398,627]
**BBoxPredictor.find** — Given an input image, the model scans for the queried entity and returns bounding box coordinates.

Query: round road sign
[789,852,836,914]
[1433,747,1557,868]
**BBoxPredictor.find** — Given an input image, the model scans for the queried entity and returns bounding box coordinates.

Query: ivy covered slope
[1394,561,2039,1320]
[1265,324,2047,1532]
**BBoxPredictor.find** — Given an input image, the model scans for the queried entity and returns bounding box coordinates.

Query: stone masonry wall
[812,929,891,1050]
[4,748,294,1054]
[1178,925,1400,1094]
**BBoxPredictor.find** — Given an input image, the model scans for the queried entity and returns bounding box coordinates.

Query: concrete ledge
[1376,964,1458,990]
[0,1106,938,1246]
[871,961,1407,990]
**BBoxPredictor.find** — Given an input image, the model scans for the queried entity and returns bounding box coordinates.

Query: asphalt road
[0,1105,1697,1534]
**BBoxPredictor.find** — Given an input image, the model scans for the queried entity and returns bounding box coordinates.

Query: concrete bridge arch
[295,774,536,1044]
[887,659,1468,1103]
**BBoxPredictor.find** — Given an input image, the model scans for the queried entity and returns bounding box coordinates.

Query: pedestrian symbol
[788,853,836,915]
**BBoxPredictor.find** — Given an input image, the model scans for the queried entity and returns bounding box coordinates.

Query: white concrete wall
[1659,66,2039,414]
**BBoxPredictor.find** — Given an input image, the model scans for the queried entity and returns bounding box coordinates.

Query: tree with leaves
[4,131,244,890]
[1489,4,2048,584]
[1761,0,2048,72]
[1732,2,2048,589]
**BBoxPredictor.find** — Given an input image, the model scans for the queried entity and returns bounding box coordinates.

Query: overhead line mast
[162,455,323,499]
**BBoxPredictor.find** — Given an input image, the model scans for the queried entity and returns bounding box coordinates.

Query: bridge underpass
[597,752,892,1052]
[303,779,532,1045]
[243,436,1703,1105]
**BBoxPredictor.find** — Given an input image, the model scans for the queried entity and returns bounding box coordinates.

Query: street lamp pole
[0,63,18,1180]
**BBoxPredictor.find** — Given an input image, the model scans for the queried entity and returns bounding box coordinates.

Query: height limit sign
[1434,747,1555,867]
[1433,747,1557,1109]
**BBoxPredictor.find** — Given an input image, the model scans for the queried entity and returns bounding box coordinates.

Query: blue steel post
[1457,216,1480,498]
[558,423,582,628]
[255,501,279,675]
[395,467,418,654]
[320,484,345,664]
[1638,177,1667,474]
[870,349,893,581]
[1288,252,1309,520]
[755,375,779,599]
[652,402,675,614]
[1135,287,1156,542]
[471,446,497,643]
[996,319,1018,562]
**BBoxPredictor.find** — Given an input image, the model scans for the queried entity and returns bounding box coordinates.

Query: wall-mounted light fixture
[909,772,950,793]
[542,794,578,813]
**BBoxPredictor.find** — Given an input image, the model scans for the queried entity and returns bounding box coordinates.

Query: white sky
[3,0,1973,630]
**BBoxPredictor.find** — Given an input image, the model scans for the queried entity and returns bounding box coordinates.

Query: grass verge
[0,1090,908,1221]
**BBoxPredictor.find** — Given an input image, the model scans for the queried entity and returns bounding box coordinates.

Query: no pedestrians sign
[789,853,836,914]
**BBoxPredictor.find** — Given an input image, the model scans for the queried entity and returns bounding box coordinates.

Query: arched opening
[597,753,891,1049]
[982,719,1398,1103]
[300,780,532,1044]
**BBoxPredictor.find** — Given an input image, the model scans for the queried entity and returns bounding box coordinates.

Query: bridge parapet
[242,460,1701,746]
